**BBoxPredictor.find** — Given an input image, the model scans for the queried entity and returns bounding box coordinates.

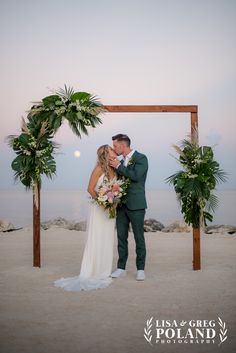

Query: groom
[109,134,148,281]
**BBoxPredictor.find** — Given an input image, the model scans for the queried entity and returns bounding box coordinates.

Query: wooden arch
[103,105,200,271]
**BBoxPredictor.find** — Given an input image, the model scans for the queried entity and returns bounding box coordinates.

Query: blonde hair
[96,144,111,179]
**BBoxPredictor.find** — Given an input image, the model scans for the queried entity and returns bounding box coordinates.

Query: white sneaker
[111,268,126,278]
[136,270,145,281]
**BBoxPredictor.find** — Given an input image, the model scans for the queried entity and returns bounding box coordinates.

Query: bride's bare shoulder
[91,165,103,176]
[87,165,104,196]
[88,165,103,183]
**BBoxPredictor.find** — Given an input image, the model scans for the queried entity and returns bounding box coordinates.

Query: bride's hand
[109,157,120,169]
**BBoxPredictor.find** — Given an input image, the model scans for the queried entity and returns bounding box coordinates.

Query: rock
[205,225,236,234]
[41,218,61,229]
[144,219,165,232]
[0,219,15,232]
[73,221,87,231]
[162,220,191,233]
[41,217,72,230]
[41,217,87,231]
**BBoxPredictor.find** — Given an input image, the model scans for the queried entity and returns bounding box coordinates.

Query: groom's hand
[109,157,120,169]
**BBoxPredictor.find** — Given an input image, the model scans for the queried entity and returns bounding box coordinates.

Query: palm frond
[55,84,75,101]
[77,120,89,136]
[169,153,182,164]
[87,94,105,109]
[6,135,17,148]
[165,171,185,185]
[214,169,228,183]
[183,179,203,197]
[67,121,82,138]
[205,193,219,213]
[166,128,227,228]
[8,85,104,190]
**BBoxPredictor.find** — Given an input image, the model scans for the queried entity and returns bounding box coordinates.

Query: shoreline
[1,189,236,227]
[1,217,236,235]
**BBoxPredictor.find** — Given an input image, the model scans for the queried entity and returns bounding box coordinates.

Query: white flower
[189,174,198,178]
[194,159,203,164]
[98,195,108,202]
[36,150,43,157]
[24,150,31,156]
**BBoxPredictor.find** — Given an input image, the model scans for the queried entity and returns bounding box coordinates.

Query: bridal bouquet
[95,177,130,218]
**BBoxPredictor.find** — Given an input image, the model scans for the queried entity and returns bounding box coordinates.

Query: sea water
[0,190,235,228]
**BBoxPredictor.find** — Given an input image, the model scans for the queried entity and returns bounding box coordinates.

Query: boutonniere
[127,158,135,166]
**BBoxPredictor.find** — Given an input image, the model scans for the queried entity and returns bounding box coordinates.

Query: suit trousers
[116,205,146,270]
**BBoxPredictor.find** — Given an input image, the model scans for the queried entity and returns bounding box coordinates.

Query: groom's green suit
[116,151,148,270]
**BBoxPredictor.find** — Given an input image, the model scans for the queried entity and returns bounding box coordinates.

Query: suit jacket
[117,151,148,210]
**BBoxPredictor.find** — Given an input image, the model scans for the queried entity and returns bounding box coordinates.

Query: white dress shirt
[115,149,136,169]
[123,149,136,167]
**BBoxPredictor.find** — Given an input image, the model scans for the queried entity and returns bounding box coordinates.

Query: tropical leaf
[8,85,103,190]
[42,95,61,109]
[6,134,17,148]
[166,130,227,228]
[165,171,185,185]
[70,91,90,102]
[214,169,228,183]
[205,193,219,213]
[55,84,74,101]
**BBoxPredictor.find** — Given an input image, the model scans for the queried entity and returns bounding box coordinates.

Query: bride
[54,145,118,291]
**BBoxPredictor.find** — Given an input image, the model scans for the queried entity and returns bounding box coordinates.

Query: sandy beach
[0,227,235,353]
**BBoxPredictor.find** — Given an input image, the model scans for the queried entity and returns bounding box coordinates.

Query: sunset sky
[0,0,235,190]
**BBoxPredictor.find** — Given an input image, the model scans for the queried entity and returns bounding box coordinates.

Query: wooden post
[103,105,200,271]
[193,228,201,270]
[191,111,199,143]
[191,110,201,270]
[33,181,41,267]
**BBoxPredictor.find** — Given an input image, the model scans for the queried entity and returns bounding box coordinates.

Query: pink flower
[93,177,130,218]
[99,187,107,196]
[107,191,114,201]
[112,183,121,193]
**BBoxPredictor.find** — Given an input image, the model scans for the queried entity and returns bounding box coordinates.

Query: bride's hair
[96,144,111,179]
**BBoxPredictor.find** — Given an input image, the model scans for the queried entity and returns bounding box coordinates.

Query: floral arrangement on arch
[166,131,227,228]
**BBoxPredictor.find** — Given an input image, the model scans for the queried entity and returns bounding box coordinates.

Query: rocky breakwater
[0,219,21,232]
[41,217,87,231]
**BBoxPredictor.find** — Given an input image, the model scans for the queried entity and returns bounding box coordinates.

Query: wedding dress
[54,174,116,291]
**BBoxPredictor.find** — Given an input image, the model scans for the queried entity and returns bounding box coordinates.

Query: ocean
[0,190,235,228]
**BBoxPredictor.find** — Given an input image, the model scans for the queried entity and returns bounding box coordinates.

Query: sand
[0,227,235,353]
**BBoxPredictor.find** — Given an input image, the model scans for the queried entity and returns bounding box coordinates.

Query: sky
[0,0,235,191]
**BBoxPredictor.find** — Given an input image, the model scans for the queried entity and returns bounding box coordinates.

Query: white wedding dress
[54,174,116,291]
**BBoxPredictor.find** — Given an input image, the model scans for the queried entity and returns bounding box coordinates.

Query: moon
[74,150,81,158]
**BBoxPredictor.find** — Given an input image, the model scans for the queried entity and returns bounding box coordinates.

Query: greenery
[7,85,104,267]
[7,85,104,189]
[8,120,58,189]
[27,85,104,138]
[166,132,227,228]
